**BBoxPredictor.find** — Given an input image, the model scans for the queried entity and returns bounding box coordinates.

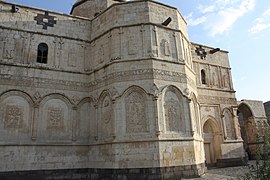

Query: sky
[5,0,270,103]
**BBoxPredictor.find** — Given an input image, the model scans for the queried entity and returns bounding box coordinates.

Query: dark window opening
[37,43,48,64]
[201,69,206,84]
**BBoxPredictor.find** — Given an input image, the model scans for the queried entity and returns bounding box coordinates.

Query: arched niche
[77,97,95,143]
[0,90,34,142]
[162,86,189,135]
[203,118,221,167]
[98,90,114,141]
[237,103,256,159]
[123,86,149,134]
[222,108,236,140]
[38,94,72,142]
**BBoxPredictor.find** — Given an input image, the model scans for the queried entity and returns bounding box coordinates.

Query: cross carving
[34,12,57,30]
[195,45,207,59]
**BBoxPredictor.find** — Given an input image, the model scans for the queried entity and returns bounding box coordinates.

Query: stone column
[31,105,39,141]
[153,95,160,136]
[72,106,78,141]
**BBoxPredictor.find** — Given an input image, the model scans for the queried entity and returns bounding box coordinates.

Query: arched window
[201,69,206,84]
[37,43,48,64]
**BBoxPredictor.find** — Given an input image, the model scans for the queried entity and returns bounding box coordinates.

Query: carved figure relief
[101,96,113,138]
[165,98,180,131]
[190,99,200,134]
[161,39,170,56]
[125,91,148,133]
[98,45,104,63]
[4,105,23,129]
[164,90,182,132]
[212,72,218,86]
[223,109,236,140]
[47,107,64,130]
[3,39,15,59]
[223,74,230,89]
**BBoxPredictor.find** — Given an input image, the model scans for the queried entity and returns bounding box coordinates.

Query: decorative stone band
[0,68,188,92]
[198,95,237,105]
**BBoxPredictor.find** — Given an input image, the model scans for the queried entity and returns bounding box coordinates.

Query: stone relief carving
[223,109,236,140]
[223,74,230,89]
[4,105,23,129]
[47,107,64,130]
[164,98,180,132]
[3,38,15,59]
[125,91,148,133]
[161,39,170,56]
[149,26,158,57]
[190,99,200,134]
[198,95,237,105]
[89,69,187,91]
[33,91,41,103]
[98,45,104,63]
[212,72,218,87]
[53,37,65,67]
[101,96,113,138]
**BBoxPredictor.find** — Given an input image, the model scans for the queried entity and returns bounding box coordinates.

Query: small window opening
[37,43,48,64]
[201,69,206,84]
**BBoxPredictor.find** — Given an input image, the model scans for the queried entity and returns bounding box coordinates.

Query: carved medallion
[5,105,23,129]
[47,107,64,130]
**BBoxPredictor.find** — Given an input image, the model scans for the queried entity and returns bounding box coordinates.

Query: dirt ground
[183,161,256,180]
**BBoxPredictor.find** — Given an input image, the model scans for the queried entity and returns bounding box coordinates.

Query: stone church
[0,0,268,179]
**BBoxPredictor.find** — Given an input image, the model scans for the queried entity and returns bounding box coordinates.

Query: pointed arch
[77,97,95,143]
[123,86,149,134]
[237,102,256,159]
[98,89,114,140]
[162,85,187,134]
[203,118,222,166]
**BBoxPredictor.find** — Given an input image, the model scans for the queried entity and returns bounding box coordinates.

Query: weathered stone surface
[0,0,265,179]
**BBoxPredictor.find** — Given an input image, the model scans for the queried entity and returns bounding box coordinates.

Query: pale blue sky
[6,0,270,102]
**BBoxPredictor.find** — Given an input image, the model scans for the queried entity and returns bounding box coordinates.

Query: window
[201,69,206,84]
[37,43,48,64]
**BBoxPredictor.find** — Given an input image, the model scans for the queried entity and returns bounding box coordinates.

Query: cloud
[249,7,270,34]
[186,0,255,37]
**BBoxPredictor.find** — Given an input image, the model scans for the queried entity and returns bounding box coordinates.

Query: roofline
[0,0,90,21]
[70,0,187,25]
[191,42,229,53]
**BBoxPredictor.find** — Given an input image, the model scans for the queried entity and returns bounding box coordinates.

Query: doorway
[203,119,220,167]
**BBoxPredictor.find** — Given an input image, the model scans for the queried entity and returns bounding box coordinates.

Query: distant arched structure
[237,100,269,160]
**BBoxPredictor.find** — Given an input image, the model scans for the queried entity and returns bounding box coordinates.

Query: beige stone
[0,0,267,179]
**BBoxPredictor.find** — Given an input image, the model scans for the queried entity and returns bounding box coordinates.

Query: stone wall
[0,0,249,179]
[264,101,270,123]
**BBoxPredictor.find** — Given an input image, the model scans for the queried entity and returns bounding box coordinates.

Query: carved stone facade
[0,0,267,179]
